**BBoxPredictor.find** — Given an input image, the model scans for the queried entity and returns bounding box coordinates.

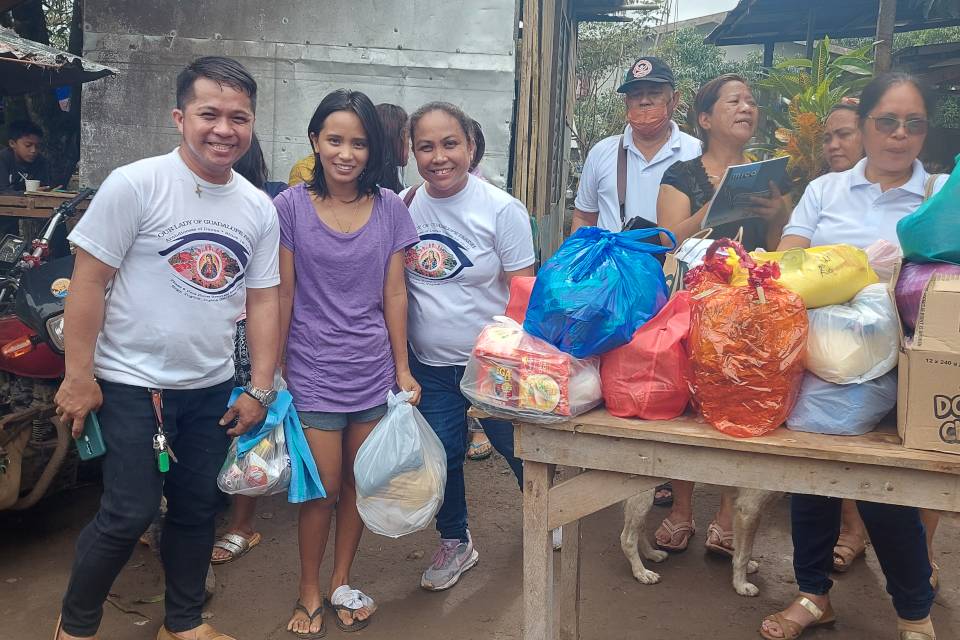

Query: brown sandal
[832,532,867,573]
[704,521,734,558]
[655,517,695,552]
[760,596,836,640]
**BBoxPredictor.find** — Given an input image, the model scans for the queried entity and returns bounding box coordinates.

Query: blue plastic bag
[897,154,960,265]
[523,227,675,358]
[786,371,897,436]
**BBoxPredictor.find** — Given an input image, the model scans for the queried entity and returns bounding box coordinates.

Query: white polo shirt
[575,122,701,231]
[783,158,948,249]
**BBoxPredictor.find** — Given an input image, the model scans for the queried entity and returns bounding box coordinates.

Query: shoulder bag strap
[403,183,421,208]
[923,174,945,202]
[617,136,627,225]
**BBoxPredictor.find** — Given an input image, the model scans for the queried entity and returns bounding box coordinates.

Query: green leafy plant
[754,37,875,193]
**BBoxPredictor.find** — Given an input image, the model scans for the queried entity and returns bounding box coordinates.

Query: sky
[669,0,740,22]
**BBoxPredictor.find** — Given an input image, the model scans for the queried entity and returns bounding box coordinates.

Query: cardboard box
[893,264,960,455]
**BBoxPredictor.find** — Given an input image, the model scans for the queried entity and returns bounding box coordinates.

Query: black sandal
[325,594,374,633]
[653,482,674,507]
[288,600,326,639]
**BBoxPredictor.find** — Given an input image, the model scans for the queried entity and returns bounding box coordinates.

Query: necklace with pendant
[328,196,363,233]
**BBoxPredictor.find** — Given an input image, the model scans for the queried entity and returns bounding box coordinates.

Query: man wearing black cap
[572,56,701,233]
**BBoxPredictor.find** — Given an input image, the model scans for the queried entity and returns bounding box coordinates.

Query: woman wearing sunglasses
[760,73,947,640]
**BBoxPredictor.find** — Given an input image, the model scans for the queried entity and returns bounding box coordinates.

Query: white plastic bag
[354,391,446,538]
[217,423,291,497]
[461,316,602,424]
[806,283,899,384]
[864,239,902,283]
[787,370,897,436]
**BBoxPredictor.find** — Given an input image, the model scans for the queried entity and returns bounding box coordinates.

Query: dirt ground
[1,452,957,640]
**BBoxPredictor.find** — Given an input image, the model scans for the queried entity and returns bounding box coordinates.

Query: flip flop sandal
[832,533,867,573]
[704,521,734,558]
[654,517,695,552]
[466,439,493,461]
[287,600,326,639]
[653,482,674,507]
[760,597,836,640]
[327,585,377,632]
[53,615,62,640]
[211,531,261,565]
[158,623,239,640]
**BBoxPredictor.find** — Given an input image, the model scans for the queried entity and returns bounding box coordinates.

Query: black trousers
[61,379,233,635]
[791,494,934,621]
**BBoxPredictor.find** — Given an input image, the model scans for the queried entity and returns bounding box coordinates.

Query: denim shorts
[298,403,388,431]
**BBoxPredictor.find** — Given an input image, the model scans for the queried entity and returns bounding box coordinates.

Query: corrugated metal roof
[0,26,117,96]
[706,0,960,46]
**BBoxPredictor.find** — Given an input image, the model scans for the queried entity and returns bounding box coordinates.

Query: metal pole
[764,41,775,68]
[875,0,896,73]
[805,9,816,60]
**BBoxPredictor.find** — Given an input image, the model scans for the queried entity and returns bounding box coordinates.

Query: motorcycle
[0,189,94,511]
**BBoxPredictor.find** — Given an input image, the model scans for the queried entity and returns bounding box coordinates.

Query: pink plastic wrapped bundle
[461,316,602,424]
[895,262,960,330]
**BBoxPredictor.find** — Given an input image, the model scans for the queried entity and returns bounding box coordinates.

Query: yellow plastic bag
[731,244,878,309]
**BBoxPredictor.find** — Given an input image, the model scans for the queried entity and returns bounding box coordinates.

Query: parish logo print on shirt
[405,233,474,281]
[157,227,251,300]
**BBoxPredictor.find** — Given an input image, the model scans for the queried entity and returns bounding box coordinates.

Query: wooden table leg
[558,516,581,640]
[523,460,554,640]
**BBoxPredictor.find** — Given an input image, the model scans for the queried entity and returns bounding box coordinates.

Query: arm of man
[0,153,13,192]
[220,285,279,436]
[384,251,420,405]
[506,266,535,282]
[54,249,116,438]
[570,208,599,234]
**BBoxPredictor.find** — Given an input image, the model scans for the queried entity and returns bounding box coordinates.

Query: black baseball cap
[616,56,676,93]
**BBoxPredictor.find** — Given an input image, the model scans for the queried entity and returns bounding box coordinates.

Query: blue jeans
[60,380,233,636]
[791,494,934,621]
[409,351,523,541]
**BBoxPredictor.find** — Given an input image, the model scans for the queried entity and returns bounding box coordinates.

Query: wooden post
[763,41,774,68]
[523,460,554,640]
[558,468,582,640]
[805,9,816,60]
[875,0,896,73]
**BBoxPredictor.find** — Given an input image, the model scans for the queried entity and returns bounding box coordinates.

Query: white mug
[24,179,41,192]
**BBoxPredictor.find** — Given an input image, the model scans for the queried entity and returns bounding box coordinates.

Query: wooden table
[515,410,960,640]
[0,192,89,219]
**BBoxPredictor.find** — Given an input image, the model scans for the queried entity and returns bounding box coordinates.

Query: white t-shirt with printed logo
[402,174,535,367]
[68,149,280,390]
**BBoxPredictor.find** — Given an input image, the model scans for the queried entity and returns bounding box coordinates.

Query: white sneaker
[421,531,479,591]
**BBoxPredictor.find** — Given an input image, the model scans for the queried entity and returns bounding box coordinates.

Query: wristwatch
[243,383,278,407]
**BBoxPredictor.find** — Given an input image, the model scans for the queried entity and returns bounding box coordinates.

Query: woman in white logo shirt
[401,102,535,592]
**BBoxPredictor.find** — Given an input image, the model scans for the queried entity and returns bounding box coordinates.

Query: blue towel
[227,388,325,503]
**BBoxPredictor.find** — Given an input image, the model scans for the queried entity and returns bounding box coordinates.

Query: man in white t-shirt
[54,57,280,640]
[572,56,701,233]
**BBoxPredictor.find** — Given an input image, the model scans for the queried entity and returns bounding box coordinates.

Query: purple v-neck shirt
[276,184,419,412]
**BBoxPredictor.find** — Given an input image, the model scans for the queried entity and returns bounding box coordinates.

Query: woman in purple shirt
[277,89,420,637]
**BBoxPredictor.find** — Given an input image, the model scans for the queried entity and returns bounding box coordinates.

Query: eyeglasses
[866,116,929,136]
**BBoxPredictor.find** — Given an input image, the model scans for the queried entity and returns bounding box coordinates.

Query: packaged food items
[524,226,674,357]
[218,421,290,497]
[806,283,899,384]
[787,370,897,436]
[600,292,692,420]
[687,239,808,437]
[895,261,960,330]
[355,391,446,538]
[462,316,602,423]
[732,244,878,309]
[897,154,960,265]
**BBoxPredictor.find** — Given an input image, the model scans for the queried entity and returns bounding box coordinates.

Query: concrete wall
[80,0,520,188]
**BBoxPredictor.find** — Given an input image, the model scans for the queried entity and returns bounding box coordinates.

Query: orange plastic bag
[685,239,808,438]
[505,276,535,323]
[600,292,692,420]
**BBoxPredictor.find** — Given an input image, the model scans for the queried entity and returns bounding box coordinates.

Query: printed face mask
[627,103,671,137]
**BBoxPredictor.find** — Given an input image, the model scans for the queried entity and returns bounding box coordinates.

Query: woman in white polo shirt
[760,72,946,640]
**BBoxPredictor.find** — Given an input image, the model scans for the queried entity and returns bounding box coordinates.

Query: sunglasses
[866,116,929,136]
